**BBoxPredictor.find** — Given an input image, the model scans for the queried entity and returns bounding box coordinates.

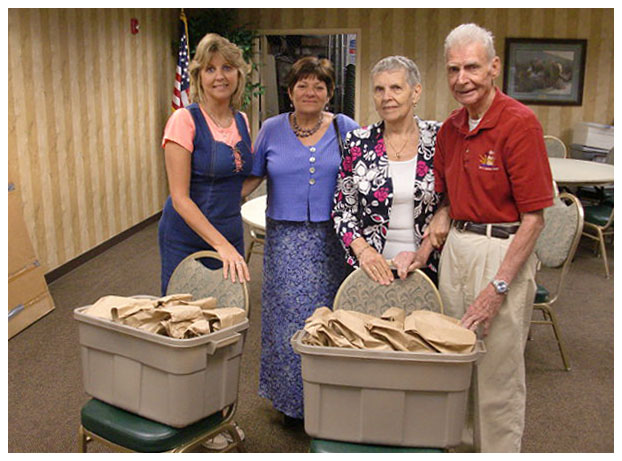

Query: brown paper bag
[328,310,392,350]
[161,319,194,339]
[303,307,334,346]
[203,307,246,330]
[366,316,432,352]
[156,294,194,306]
[85,295,151,320]
[380,307,406,328]
[159,305,204,323]
[405,310,476,353]
[187,319,211,336]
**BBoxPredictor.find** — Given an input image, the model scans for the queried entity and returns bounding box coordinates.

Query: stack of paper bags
[83,294,246,339]
[303,306,475,354]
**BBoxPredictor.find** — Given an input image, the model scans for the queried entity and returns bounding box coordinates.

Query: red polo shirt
[434,88,553,223]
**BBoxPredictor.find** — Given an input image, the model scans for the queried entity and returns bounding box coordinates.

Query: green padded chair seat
[577,186,614,203]
[81,399,225,452]
[310,438,443,453]
[584,204,613,227]
[535,284,550,304]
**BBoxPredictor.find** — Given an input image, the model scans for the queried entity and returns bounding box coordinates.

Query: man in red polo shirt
[428,23,553,452]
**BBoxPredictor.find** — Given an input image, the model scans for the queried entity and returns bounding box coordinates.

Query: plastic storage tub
[291,330,485,448]
[74,305,248,427]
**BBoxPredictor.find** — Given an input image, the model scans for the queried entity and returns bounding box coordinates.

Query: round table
[241,195,266,231]
[549,158,614,186]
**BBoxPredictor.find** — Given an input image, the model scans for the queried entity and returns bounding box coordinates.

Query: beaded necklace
[291,112,323,138]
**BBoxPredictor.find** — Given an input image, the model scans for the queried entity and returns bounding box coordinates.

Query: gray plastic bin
[74,305,248,427]
[291,330,485,448]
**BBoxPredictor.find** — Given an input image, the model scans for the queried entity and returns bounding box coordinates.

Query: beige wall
[8,8,614,273]
[8,8,176,272]
[238,8,614,140]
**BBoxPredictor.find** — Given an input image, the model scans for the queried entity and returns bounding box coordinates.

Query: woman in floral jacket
[332,56,441,285]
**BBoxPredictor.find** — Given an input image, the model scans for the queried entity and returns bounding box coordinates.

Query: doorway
[256,31,359,127]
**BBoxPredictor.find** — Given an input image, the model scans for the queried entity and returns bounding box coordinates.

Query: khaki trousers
[439,227,537,453]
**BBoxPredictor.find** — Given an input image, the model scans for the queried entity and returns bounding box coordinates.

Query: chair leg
[544,304,571,371]
[245,241,254,264]
[597,228,610,279]
[78,425,88,453]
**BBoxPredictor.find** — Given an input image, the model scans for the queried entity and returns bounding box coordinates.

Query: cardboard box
[8,181,55,339]
[8,292,55,339]
[8,184,38,276]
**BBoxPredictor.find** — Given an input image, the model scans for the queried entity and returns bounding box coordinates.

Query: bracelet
[357,245,373,259]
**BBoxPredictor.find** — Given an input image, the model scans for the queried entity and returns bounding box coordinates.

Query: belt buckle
[455,221,468,232]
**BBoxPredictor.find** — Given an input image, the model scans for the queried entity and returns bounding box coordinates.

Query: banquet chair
[582,199,614,278]
[531,192,584,371]
[312,266,445,453]
[333,266,443,315]
[79,251,248,453]
[543,135,567,158]
[577,147,614,205]
[167,250,250,310]
[245,226,265,265]
[79,399,244,453]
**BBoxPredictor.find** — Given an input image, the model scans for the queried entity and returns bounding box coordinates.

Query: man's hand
[460,283,505,337]
[425,206,451,249]
[393,251,417,280]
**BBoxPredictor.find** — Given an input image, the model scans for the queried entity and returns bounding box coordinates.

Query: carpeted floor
[7,220,614,452]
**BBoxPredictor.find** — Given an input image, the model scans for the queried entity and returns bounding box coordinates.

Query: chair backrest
[535,192,584,303]
[333,268,443,316]
[166,251,250,314]
[605,147,614,165]
[544,135,568,158]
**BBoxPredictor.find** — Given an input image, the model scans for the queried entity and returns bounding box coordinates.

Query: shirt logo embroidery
[478,150,499,171]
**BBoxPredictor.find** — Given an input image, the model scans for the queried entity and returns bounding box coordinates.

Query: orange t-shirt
[162,106,250,152]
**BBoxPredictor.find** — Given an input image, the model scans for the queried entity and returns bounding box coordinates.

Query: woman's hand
[356,244,394,286]
[214,242,250,284]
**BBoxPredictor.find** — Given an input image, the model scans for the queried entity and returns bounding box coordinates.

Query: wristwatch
[491,279,510,295]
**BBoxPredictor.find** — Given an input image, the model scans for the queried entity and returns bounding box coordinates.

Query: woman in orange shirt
[158,33,253,295]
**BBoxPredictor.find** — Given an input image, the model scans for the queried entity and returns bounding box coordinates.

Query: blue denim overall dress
[158,103,252,295]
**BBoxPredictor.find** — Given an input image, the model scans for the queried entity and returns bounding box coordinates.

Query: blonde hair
[189,33,250,110]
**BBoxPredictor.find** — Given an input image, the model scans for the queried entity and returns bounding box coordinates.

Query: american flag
[172,9,190,110]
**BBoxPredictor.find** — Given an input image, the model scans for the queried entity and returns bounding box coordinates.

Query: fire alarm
[131,18,139,34]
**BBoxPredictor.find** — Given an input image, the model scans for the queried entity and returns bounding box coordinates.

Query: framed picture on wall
[503,38,587,105]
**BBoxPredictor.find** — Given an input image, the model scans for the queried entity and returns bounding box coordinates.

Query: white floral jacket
[332,116,442,270]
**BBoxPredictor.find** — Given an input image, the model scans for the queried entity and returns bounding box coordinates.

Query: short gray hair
[371,55,421,87]
[444,23,496,62]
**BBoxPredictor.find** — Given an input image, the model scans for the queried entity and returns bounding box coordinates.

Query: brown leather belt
[453,220,520,239]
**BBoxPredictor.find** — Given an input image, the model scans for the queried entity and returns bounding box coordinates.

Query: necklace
[292,112,323,138]
[204,105,233,130]
[385,125,418,160]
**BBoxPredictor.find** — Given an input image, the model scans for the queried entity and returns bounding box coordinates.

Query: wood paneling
[8,8,175,272]
[8,8,613,273]
[238,8,614,139]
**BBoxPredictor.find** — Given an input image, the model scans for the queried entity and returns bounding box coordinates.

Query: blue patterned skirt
[258,218,351,419]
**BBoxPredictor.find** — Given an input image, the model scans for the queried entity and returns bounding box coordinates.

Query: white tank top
[383,156,417,259]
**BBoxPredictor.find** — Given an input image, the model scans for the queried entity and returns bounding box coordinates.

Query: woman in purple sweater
[245,57,358,424]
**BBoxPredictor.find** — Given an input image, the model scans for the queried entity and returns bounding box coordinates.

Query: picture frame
[503,38,587,106]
